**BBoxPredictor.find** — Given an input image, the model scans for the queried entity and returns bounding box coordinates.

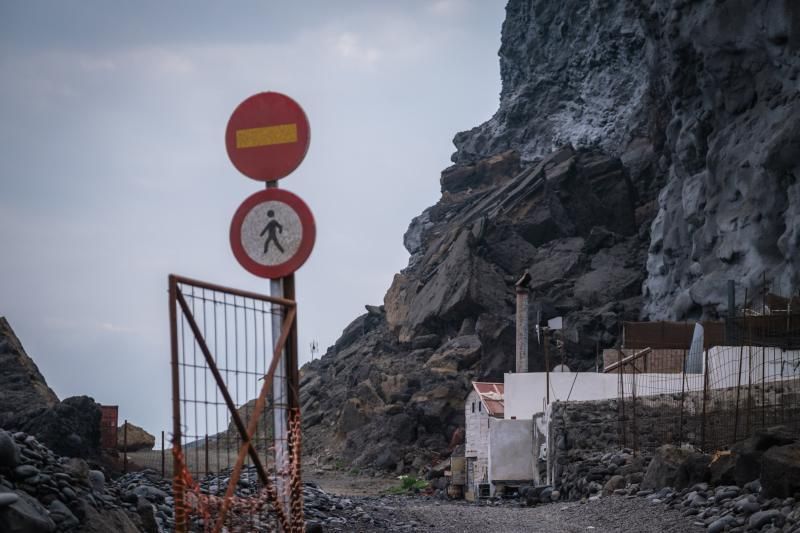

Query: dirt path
[303,472,704,532]
[398,496,704,533]
[304,470,398,496]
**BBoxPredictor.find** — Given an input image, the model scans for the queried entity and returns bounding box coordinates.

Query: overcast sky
[0,1,505,437]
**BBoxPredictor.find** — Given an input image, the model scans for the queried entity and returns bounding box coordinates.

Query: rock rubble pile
[0,426,432,532]
[0,429,139,532]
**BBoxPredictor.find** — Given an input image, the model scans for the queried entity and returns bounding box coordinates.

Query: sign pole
[266,181,291,520]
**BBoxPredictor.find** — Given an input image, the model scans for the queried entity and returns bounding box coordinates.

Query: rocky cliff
[0,318,102,458]
[0,317,59,428]
[301,0,800,472]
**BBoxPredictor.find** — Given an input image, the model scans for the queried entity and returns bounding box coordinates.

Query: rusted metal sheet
[624,316,800,351]
[472,382,504,417]
[603,348,685,373]
[99,406,118,450]
[450,456,466,485]
[622,321,726,350]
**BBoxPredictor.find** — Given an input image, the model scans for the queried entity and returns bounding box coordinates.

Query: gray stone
[748,509,784,530]
[88,469,105,492]
[0,487,55,532]
[47,499,79,528]
[63,458,89,480]
[0,430,20,470]
[13,465,38,479]
[707,515,736,533]
[132,484,168,503]
[0,492,19,507]
[641,445,694,490]
[736,500,761,514]
[603,475,626,495]
[760,442,800,498]
[411,334,440,350]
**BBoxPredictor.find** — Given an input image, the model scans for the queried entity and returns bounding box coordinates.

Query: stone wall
[545,378,800,498]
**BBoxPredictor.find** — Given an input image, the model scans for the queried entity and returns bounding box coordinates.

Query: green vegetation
[386,474,429,494]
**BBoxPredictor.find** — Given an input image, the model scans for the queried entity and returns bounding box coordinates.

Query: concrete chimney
[515,272,531,373]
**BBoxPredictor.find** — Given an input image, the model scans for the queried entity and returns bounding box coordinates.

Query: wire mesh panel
[703,317,800,450]
[617,295,800,455]
[175,280,277,477]
[168,274,303,532]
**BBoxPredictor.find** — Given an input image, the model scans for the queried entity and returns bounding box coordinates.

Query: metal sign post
[225,91,315,531]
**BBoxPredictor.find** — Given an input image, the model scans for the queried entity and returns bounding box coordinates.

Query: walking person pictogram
[260,210,284,254]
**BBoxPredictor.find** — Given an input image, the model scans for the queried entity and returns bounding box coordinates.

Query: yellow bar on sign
[236,123,298,149]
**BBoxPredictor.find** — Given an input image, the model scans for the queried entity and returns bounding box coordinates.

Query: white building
[464,382,503,500]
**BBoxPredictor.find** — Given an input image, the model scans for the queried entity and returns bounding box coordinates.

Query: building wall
[488,419,534,485]
[505,346,800,420]
[464,390,491,498]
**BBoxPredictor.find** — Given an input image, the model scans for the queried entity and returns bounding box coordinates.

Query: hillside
[300,0,800,472]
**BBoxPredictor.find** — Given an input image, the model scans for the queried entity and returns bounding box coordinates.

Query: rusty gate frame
[168,274,302,532]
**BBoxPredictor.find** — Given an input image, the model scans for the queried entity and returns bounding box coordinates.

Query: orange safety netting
[171,410,305,533]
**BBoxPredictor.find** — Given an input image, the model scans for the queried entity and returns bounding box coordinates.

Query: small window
[471,402,475,413]
[479,402,482,412]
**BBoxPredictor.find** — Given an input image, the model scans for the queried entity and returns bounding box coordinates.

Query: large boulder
[732,426,796,486]
[641,445,695,490]
[0,317,59,428]
[13,396,101,458]
[79,504,141,533]
[117,422,156,452]
[760,442,800,498]
[0,429,20,469]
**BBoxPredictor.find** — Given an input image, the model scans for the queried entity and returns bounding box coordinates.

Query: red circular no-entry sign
[230,188,316,279]
[225,92,310,182]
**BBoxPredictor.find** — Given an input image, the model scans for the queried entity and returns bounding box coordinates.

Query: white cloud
[428,0,467,17]
[334,32,382,66]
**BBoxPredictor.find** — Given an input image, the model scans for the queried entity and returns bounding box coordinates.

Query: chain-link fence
[616,289,800,454]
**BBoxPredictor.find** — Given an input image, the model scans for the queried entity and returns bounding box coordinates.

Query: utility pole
[515,272,531,373]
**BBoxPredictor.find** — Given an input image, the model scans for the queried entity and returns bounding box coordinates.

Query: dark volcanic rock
[12,396,102,459]
[639,445,693,491]
[452,0,800,320]
[760,442,800,498]
[0,486,56,533]
[0,317,59,428]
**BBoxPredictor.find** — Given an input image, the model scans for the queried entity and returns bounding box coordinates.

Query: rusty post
[544,328,550,405]
[679,351,686,444]
[733,342,745,442]
[205,434,209,476]
[515,272,531,373]
[283,274,304,526]
[595,341,600,373]
[169,275,187,533]
[123,420,128,474]
[631,367,638,454]
[701,349,709,451]
[161,431,165,478]
[618,351,626,449]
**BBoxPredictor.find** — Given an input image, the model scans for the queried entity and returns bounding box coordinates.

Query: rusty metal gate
[168,274,304,532]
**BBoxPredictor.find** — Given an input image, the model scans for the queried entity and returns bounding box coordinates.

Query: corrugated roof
[472,382,504,417]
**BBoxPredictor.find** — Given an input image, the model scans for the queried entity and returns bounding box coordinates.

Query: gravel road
[387,496,704,533]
